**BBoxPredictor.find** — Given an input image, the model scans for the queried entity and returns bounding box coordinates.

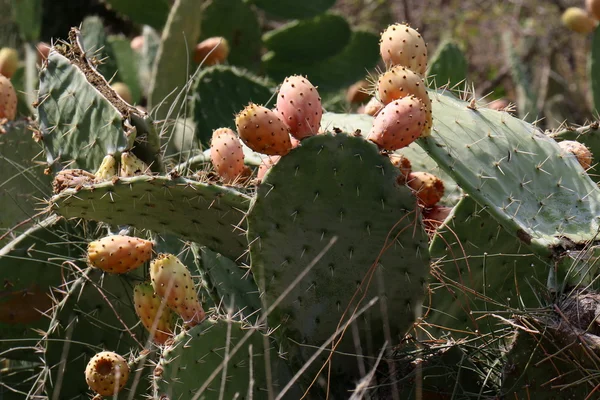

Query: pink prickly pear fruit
[361,97,384,116]
[389,154,412,184]
[193,36,230,66]
[423,205,453,232]
[0,74,17,121]
[377,65,432,135]
[36,42,51,63]
[120,151,148,177]
[587,0,600,20]
[561,8,597,34]
[85,351,129,396]
[367,96,427,151]
[150,253,205,328]
[406,172,445,208]
[257,156,280,182]
[558,140,593,170]
[130,35,144,52]
[210,128,246,184]
[488,98,510,111]
[0,48,18,79]
[276,75,322,140]
[346,80,371,104]
[235,103,292,156]
[290,134,300,148]
[379,23,427,75]
[133,282,174,344]
[111,82,133,104]
[87,235,154,274]
[95,155,118,181]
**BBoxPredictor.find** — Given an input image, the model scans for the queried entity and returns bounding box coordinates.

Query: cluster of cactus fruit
[5,0,600,398]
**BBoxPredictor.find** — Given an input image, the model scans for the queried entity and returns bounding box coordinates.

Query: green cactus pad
[592,26,600,114]
[263,30,379,92]
[421,89,600,258]
[320,112,374,134]
[155,316,302,399]
[10,0,42,42]
[0,215,83,360]
[247,133,430,378]
[250,0,335,19]
[426,196,549,335]
[190,65,274,147]
[107,35,142,104]
[49,175,252,261]
[81,16,118,81]
[426,39,468,89]
[138,25,161,98]
[104,0,170,30]
[263,13,351,64]
[148,0,203,120]
[199,0,262,70]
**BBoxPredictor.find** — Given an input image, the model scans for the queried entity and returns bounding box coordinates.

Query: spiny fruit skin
[134,282,174,344]
[406,171,445,208]
[120,151,148,177]
[36,42,51,64]
[367,96,427,151]
[257,155,280,182]
[235,103,292,156]
[150,253,205,328]
[95,155,117,181]
[389,154,412,184]
[276,75,322,140]
[0,48,18,79]
[111,82,133,104]
[210,128,246,184]
[561,8,597,34]
[85,351,129,396]
[0,74,17,121]
[588,0,600,20]
[379,23,428,75]
[558,140,593,170]
[87,235,154,274]
[423,205,452,232]
[193,36,230,66]
[346,80,370,104]
[377,65,432,135]
[361,97,384,116]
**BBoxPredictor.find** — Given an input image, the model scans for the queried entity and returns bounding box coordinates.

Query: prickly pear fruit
[276,75,322,140]
[36,42,50,63]
[257,156,280,182]
[389,154,412,184]
[561,8,597,34]
[361,97,384,116]
[150,253,205,328]
[130,35,144,52]
[235,103,292,156]
[406,172,445,208]
[87,235,154,274]
[193,36,230,66]
[379,23,428,75]
[0,48,18,79]
[133,282,174,344]
[367,96,427,151]
[588,0,600,20]
[120,151,148,177]
[377,65,432,135]
[488,98,510,111]
[95,155,118,181]
[0,74,17,121]
[111,82,133,104]
[558,140,593,170]
[85,351,129,396]
[210,128,246,184]
[423,205,452,232]
[346,80,370,104]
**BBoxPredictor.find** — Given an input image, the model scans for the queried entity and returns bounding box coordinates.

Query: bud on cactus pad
[235,103,292,156]
[134,282,174,344]
[362,96,384,116]
[0,48,18,79]
[558,140,593,170]
[150,253,205,328]
[587,0,600,20]
[389,154,412,184]
[407,171,445,208]
[379,23,428,75]
[193,36,230,66]
[276,75,322,140]
[377,65,432,135]
[94,155,118,181]
[0,74,17,121]
[111,82,133,104]
[87,235,154,274]
[120,151,148,177]
[561,8,598,34]
[367,95,427,151]
[210,128,246,184]
[84,351,129,396]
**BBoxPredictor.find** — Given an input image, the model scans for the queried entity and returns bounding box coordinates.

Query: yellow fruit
[561,8,597,34]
